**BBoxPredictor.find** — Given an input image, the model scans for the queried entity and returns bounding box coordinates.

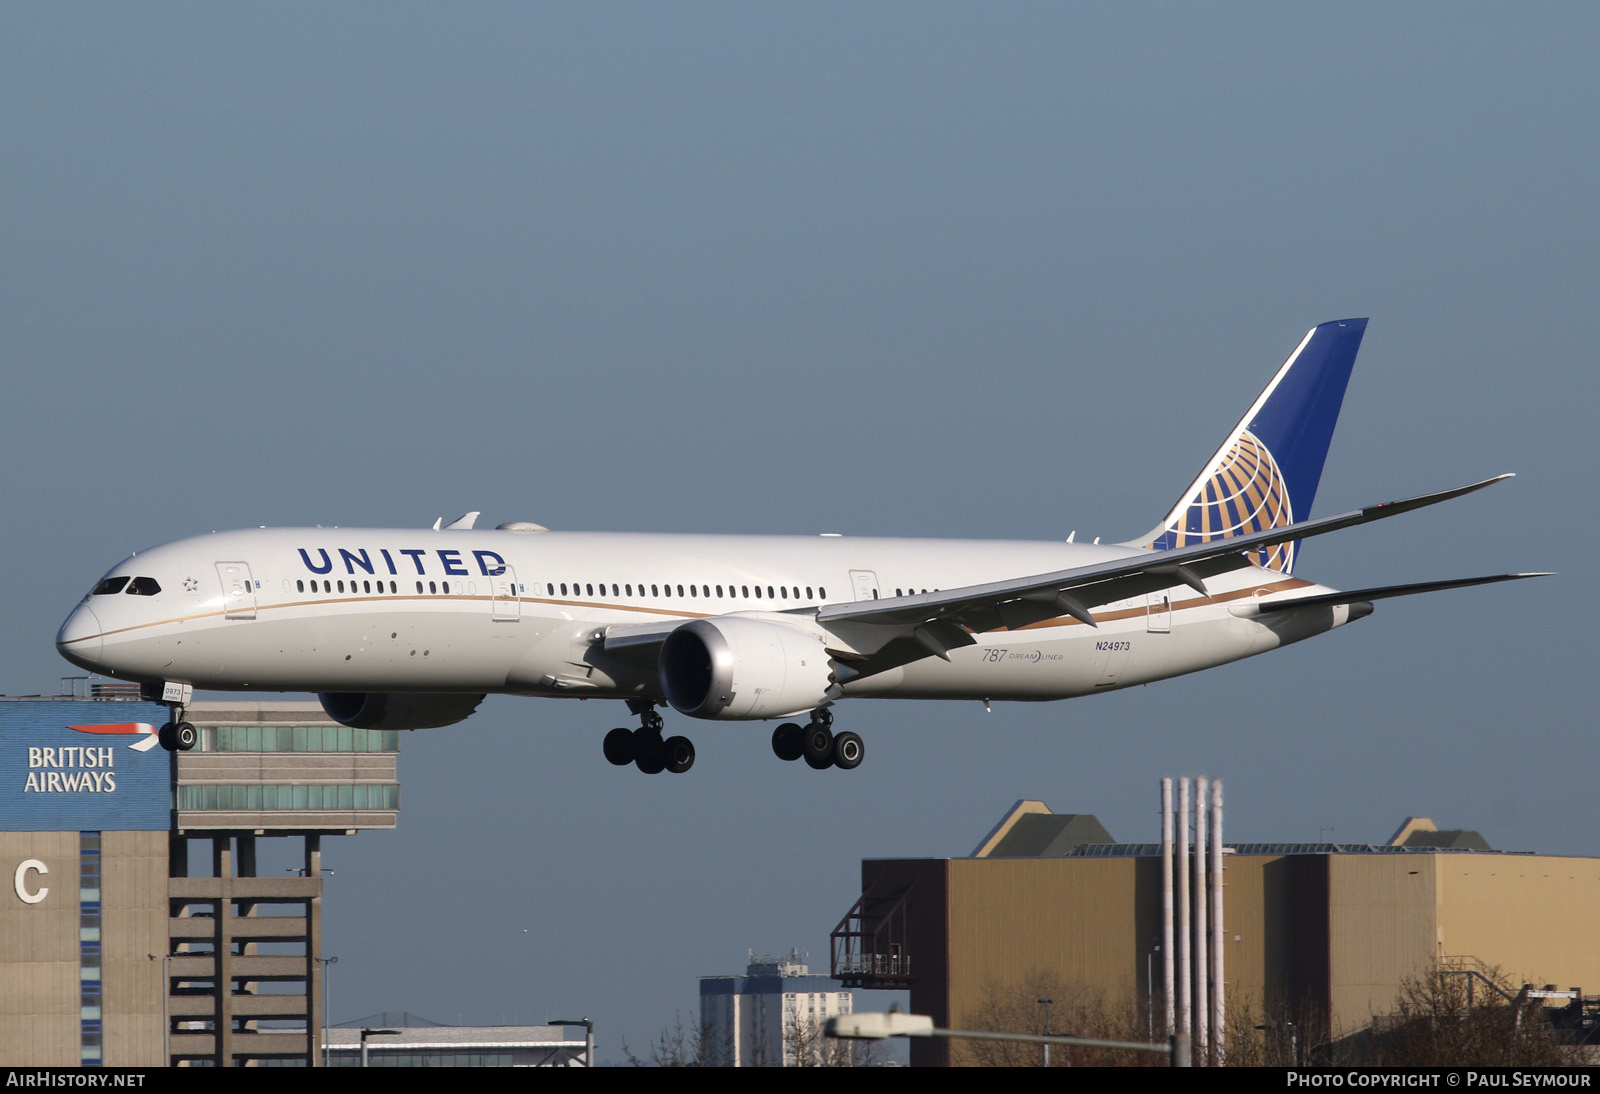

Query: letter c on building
[14,859,48,904]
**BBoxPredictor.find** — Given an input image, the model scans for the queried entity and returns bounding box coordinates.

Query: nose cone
[57,605,103,669]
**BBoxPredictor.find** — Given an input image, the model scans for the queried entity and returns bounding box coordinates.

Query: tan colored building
[831,802,1600,1066]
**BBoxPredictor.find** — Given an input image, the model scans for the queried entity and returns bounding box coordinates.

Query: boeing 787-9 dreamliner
[57,319,1545,772]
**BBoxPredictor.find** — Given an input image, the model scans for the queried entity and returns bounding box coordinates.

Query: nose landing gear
[157,721,197,752]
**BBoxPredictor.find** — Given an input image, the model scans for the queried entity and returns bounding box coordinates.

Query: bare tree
[621,1012,727,1067]
[953,968,1161,1067]
[1365,966,1579,1068]
[786,1009,884,1067]
[1222,995,1333,1067]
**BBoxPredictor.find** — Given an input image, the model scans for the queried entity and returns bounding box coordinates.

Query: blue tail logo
[1140,318,1368,575]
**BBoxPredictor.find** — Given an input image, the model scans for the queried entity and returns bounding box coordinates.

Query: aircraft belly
[108,607,529,692]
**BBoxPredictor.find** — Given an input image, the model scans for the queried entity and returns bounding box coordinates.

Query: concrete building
[0,692,398,1066]
[700,950,854,1066]
[831,798,1600,1066]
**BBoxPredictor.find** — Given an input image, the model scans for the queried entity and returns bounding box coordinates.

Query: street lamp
[826,1008,1189,1066]
[549,1017,595,1067]
[316,955,338,1066]
[359,1028,399,1067]
[146,954,171,1066]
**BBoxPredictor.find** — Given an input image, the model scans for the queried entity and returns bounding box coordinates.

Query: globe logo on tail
[1155,430,1296,573]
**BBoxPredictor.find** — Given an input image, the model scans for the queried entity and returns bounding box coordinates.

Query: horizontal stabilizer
[1255,572,1553,614]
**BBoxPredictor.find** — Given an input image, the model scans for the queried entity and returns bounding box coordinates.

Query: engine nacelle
[318,692,485,731]
[659,616,835,721]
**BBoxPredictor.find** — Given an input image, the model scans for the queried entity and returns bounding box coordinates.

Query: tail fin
[1137,318,1367,575]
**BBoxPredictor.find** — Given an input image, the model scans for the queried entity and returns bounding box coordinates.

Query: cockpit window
[126,577,161,596]
[92,576,130,595]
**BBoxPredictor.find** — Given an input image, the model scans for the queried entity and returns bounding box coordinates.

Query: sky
[3,3,1596,1063]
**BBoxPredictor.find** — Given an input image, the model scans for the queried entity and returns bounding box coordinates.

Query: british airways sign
[0,701,170,830]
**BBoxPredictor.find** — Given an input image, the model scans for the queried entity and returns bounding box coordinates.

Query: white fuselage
[56,526,1354,712]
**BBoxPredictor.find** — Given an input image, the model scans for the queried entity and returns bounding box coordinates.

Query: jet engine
[318,692,486,731]
[658,616,835,720]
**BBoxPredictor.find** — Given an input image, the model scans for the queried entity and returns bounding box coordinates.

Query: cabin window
[416,581,424,594]
[429,581,438,594]
[741,585,749,598]
[363,580,371,593]
[767,585,775,599]
[780,586,788,599]
[296,580,305,593]
[586,583,594,596]
[651,584,659,596]
[819,586,826,599]
[389,581,397,593]
[676,584,684,597]
[754,586,762,599]
[337,580,345,593]
[625,584,633,596]
[806,586,813,599]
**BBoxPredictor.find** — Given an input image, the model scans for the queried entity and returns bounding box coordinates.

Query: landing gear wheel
[172,722,197,751]
[157,723,176,752]
[663,735,695,774]
[803,724,834,769]
[634,731,666,775]
[832,731,864,771]
[603,727,636,766]
[772,723,803,762]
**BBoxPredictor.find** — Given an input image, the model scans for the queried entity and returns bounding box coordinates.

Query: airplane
[56,318,1546,772]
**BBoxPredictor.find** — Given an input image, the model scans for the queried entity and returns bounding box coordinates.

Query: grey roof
[1397,828,1493,851]
[986,813,1115,857]
[324,1025,582,1048]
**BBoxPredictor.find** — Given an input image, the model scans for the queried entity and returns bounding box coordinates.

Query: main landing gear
[604,702,695,775]
[772,708,863,771]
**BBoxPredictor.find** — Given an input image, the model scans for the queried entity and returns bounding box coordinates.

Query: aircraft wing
[1250,572,1552,614]
[601,474,1517,663]
[816,474,1516,640]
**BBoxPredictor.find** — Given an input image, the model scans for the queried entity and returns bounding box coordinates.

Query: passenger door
[491,565,521,622]
[216,562,257,620]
